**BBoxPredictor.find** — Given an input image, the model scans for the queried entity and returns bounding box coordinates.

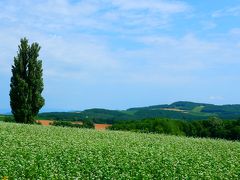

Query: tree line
[50,120,94,129]
[109,117,240,140]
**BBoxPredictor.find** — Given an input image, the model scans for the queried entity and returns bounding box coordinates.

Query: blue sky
[1,0,240,112]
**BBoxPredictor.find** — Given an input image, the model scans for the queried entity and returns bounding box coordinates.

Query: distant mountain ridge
[38,101,240,123]
[127,101,212,111]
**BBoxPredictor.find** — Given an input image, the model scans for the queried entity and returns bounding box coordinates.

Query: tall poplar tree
[10,38,45,123]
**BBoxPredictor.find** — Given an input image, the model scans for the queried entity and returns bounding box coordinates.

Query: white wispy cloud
[200,21,217,30]
[110,0,189,13]
[209,96,224,101]
[0,0,191,34]
[1,0,240,110]
[212,6,240,17]
[0,0,191,80]
[229,28,240,36]
[0,1,239,85]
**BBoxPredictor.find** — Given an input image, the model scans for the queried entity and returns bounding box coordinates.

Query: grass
[0,122,240,179]
[192,106,205,113]
[189,106,213,117]
[0,116,5,121]
[121,110,137,115]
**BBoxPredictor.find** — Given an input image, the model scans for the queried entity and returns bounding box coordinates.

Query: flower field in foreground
[0,123,240,179]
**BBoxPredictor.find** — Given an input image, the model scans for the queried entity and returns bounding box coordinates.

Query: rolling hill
[38,101,240,123]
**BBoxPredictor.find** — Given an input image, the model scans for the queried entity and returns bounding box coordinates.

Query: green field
[0,115,5,121]
[191,106,205,113]
[0,123,240,179]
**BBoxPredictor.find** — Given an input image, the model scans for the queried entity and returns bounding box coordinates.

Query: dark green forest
[109,117,240,141]
[51,120,94,129]
[38,101,240,124]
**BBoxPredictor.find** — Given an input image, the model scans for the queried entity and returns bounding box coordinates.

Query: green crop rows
[0,123,240,179]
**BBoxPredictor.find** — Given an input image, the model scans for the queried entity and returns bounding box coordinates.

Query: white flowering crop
[0,123,239,179]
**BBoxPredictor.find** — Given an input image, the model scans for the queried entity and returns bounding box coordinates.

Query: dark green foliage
[82,119,94,128]
[202,105,240,119]
[2,116,15,123]
[203,105,240,113]
[127,101,240,120]
[38,107,208,124]
[110,118,188,136]
[169,101,210,110]
[51,121,83,128]
[38,101,240,123]
[0,116,5,121]
[133,109,206,120]
[10,38,44,123]
[110,118,240,140]
[51,120,94,129]
[127,101,210,111]
[38,109,135,124]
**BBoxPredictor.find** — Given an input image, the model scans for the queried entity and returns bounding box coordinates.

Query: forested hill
[38,101,240,123]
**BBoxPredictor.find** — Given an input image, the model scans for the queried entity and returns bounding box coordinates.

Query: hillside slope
[0,123,239,179]
[39,101,240,123]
